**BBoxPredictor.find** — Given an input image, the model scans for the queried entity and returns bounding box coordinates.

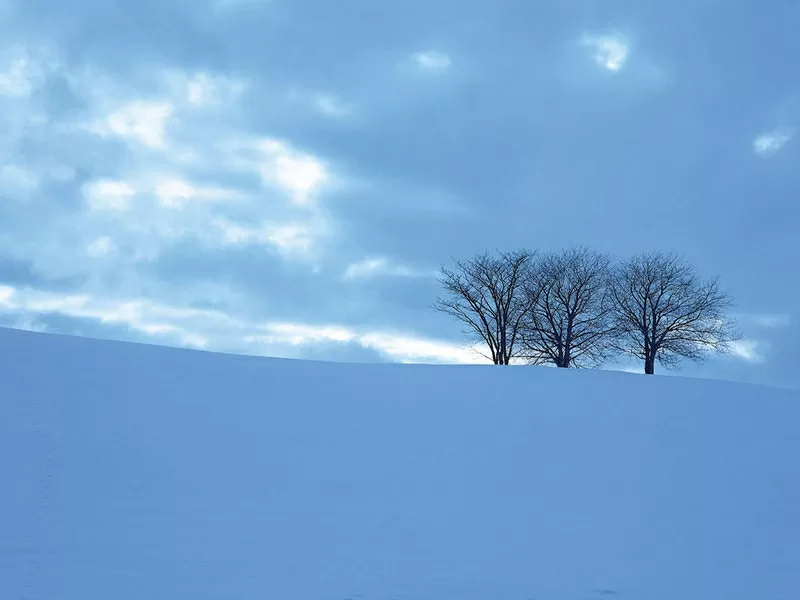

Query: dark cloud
[0,255,84,290]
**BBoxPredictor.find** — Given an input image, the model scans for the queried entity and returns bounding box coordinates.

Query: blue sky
[0,0,797,388]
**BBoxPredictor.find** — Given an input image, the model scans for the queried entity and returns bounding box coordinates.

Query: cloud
[413,51,452,72]
[266,223,319,255]
[154,177,243,208]
[225,137,329,205]
[215,219,323,256]
[753,128,794,157]
[0,283,482,364]
[83,179,137,211]
[580,34,630,72]
[729,339,766,364]
[250,322,356,346]
[0,284,222,349]
[40,62,339,277]
[248,324,482,364]
[91,100,174,148]
[343,257,434,280]
[259,139,328,204]
[358,332,480,364]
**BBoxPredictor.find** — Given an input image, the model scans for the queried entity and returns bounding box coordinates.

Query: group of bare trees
[435,248,740,375]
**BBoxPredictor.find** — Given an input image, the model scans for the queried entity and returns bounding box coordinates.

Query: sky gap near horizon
[0,0,798,388]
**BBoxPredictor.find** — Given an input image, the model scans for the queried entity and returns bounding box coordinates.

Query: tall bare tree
[608,252,739,375]
[435,250,534,365]
[520,247,614,368]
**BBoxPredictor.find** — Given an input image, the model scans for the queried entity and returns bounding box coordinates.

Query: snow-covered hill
[1,327,799,600]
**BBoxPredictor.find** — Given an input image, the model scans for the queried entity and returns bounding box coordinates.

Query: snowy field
[1,326,799,600]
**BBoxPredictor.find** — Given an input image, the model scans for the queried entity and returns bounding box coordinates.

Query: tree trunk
[644,355,655,375]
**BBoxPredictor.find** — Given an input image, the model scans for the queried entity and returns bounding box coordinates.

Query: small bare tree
[435,250,534,365]
[520,247,615,368]
[608,252,740,375]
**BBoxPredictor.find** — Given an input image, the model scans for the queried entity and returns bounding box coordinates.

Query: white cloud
[0,285,482,364]
[729,339,766,364]
[359,332,481,364]
[413,51,452,72]
[343,257,432,280]
[260,140,327,204]
[83,179,137,211]
[4,61,342,298]
[214,219,321,256]
[0,284,14,306]
[154,177,242,208]
[753,128,794,157]
[581,34,630,72]
[251,323,356,346]
[83,175,242,211]
[267,224,317,254]
[63,68,338,268]
[92,100,174,148]
[0,287,215,349]
[248,324,482,364]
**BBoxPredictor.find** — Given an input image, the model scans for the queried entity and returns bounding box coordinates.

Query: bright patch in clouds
[214,219,320,255]
[753,128,794,157]
[730,339,766,364]
[413,51,452,71]
[93,100,174,148]
[359,333,480,364]
[83,179,137,211]
[249,323,481,364]
[255,139,328,204]
[343,257,430,280]
[0,285,480,364]
[253,323,356,346]
[582,34,629,72]
[267,224,317,255]
[155,177,242,208]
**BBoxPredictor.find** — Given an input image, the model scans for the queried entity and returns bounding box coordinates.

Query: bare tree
[608,252,740,375]
[434,250,535,365]
[520,247,615,368]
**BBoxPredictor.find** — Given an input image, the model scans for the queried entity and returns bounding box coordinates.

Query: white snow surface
[1,327,799,600]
